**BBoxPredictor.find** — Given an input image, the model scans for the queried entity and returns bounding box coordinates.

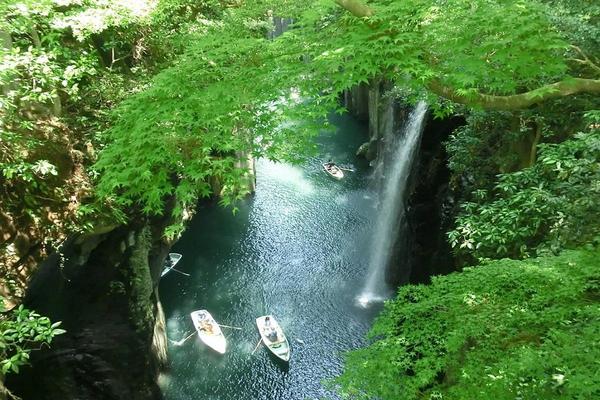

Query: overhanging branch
[334,0,600,109]
[427,78,600,110]
[335,0,373,17]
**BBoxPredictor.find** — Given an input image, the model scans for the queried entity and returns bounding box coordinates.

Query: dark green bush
[336,247,600,400]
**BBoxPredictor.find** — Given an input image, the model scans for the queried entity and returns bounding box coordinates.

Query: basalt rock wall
[405,115,464,283]
[344,80,408,164]
[7,218,171,400]
[345,82,463,284]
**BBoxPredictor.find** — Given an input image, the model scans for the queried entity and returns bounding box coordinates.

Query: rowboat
[322,162,344,180]
[190,310,227,354]
[161,253,183,277]
[256,315,290,362]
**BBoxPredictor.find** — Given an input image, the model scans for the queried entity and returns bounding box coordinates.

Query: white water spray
[358,101,428,307]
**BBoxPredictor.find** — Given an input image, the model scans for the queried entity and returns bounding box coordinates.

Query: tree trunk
[427,78,600,111]
[529,123,542,166]
[0,30,13,97]
[29,27,62,117]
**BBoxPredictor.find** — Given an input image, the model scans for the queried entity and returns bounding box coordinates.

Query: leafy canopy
[95,0,587,222]
[94,1,333,225]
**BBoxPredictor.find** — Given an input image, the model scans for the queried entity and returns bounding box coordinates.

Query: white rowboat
[161,253,183,277]
[323,162,344,180]
[256,315,290,362]
[190,310,227,354]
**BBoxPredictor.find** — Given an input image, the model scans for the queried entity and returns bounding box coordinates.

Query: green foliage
[93,0,591,237]
[0,1,153,225]
[545,0,600,67]
[148,0,225,56]
[3,0,597,230]
[0,300,65,375]
[0,0,221,246]
[94,3,330,224]
[335,247,600,400]
[93,0,596,223]
[449,114,600,260]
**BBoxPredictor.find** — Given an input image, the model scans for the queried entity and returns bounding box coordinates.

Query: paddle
[251,338,263,355]
[170,267,190,277]
[170,331,195,346]
[338,167,355,172]
[217,324,242,330]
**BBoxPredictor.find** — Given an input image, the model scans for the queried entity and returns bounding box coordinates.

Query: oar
[338,167,355,172]
[251,338,263,354]
[170,331,196,346]
[218,324,242,330]
[171,267,190,277]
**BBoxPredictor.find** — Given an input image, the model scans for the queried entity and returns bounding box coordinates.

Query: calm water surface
[160,114,382,400]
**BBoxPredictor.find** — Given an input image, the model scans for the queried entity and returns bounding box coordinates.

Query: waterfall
[358,101,428,306]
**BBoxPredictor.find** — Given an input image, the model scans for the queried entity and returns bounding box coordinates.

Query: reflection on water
[160,114,382,400]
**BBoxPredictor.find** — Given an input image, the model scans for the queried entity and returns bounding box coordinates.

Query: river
[159,114,383,400]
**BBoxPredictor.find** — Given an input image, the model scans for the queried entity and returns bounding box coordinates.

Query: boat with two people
[322,161,344,180]
[256,315,290,362]
[191,309,227,354]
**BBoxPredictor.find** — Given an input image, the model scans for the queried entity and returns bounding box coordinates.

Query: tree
[94,2,327,232]
[0,0,229,304]
[94,0,600,223]
[333,0,600,110]
[448,111,600,260]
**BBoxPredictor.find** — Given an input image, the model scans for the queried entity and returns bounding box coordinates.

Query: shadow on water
[159,114,384,400]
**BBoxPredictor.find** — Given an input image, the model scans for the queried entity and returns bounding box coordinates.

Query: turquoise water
[159,114,382,399]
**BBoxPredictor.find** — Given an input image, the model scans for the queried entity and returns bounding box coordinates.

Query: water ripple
[160,114,382,400]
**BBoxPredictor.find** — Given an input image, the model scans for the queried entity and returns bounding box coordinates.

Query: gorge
[2,1,598,400]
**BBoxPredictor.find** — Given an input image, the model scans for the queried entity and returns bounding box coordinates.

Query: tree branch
[334,0,373,17]
[334,0,600,109]
[569,45,600,75]
[427,78,600,110]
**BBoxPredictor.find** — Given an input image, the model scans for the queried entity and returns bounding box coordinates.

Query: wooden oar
[170,331,196,346]
[171,267,190,277]
[218,324,242,330]
[251,338,263,354]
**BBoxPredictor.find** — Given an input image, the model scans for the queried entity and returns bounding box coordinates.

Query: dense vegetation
[0,0,223,297]
[331,2,599,399]
[94,0,599,228]
[336,247,600,399]
[1,0,598,398]
[448,111,599,261]
[0,0,225,389]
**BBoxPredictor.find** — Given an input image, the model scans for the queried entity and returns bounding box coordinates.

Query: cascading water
[358,101,428,306]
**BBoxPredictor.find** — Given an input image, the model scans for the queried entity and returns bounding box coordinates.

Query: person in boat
[324,160,338,173]
[165,255,173,268]
[197,313,213,334]
[200,319,213,334]
[264,316,278,341]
